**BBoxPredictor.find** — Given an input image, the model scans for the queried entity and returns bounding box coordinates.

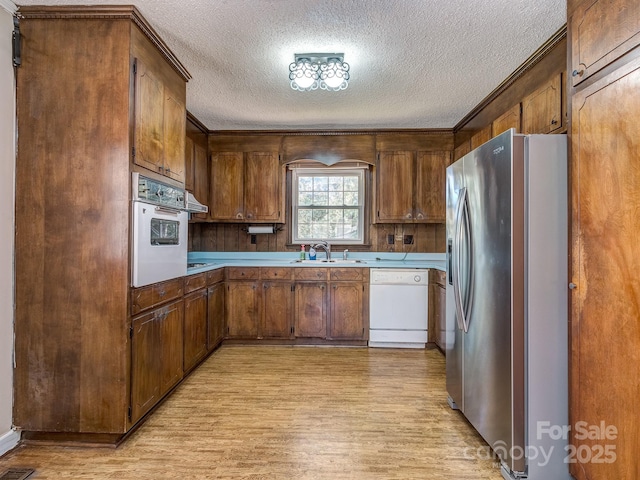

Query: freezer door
[462,130,525,474]
[445,156,464,409]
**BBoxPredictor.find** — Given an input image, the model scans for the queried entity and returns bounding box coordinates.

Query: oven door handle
[154,206,181,216]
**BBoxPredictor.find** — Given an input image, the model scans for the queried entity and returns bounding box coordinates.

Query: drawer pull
[572,69,584,77]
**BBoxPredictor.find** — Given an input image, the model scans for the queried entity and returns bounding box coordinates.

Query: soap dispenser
[300,244,306,260]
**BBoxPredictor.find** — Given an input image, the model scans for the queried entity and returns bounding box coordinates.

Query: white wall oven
[131,173,187,287]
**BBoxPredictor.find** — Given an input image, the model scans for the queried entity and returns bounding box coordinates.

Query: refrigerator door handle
[460,191,472,333]
[452,188,467,332]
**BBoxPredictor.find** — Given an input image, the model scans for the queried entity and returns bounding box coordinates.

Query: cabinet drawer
[261,267,293,280]
[330,268,365,281]
[154,277,184,305]
[226,267,260,280]
[131,277,184,315]
[294,268,328,281]
[206,268,224,285]
[184,272,207,293]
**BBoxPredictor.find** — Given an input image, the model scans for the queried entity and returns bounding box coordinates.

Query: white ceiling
[16,0,566,131]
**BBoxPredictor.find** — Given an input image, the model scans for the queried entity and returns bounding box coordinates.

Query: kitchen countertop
[186,252,446,275]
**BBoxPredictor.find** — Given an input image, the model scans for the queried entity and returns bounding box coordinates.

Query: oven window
[150,218,180,245]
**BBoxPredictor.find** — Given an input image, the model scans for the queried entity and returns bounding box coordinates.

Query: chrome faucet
[313,241,331,261]
[343,249,349,260]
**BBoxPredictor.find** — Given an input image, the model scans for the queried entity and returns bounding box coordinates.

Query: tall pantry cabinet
[568,0,640,478]
[13,6,190,442]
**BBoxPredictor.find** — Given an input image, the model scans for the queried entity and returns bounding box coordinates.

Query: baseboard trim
[0,429,20,456]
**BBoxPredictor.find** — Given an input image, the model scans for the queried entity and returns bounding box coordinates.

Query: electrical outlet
[403,234,414,245]
[250,235,257,245]
[387,234,395,244]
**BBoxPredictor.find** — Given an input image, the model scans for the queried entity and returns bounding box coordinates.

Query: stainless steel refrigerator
[446,129,571,480]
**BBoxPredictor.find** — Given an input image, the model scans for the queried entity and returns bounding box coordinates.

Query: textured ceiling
[16,0,566,131]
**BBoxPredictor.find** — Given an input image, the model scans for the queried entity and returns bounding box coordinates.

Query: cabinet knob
[551,119,558,125]
[158,289,166,297]
[236,213,243,219]
[416,212,424,220]
[406,213,412,219]
[569,282,577,290]
[572,69,584,77]
[246,213,253,219]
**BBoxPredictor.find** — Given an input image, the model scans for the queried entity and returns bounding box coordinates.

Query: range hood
[185,192,209,213]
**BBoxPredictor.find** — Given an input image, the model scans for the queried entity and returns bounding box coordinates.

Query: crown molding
[0,0,17,15]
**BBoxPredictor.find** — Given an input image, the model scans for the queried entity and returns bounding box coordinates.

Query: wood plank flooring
[1,346,503,479]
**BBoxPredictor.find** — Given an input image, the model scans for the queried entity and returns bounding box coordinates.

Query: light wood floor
[1,346,503,479]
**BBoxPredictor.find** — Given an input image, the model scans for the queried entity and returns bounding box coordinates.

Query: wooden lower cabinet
[226,281,259,337]
[294,283,328,338]
[207,281,225,349]
[261,281,294,338]
[329,282,367,340]
[183,289,208,372]
[435,283,446,352]
[130,299,183,424]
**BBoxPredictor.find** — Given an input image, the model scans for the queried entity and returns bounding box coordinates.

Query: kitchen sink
[187,262,215,268]
[290,259,367,264]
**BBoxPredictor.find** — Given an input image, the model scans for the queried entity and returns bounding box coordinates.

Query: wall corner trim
[0,429,20,456]
[0,0,17,14]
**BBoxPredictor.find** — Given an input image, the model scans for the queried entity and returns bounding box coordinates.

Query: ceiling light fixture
[289,53,350,91]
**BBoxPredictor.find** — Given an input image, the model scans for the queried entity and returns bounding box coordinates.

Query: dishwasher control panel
[370,268,428,285]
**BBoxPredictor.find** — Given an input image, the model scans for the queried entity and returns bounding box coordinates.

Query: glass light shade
[320,59,350,91]
[289,58,319,91]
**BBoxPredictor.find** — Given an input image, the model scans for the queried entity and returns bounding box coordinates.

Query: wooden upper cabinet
[185,136,195,192]
[133,58,186,184]
[376,151,414,222]
[210,151,283,222]
[522,73,563,134]
[492,103,521,136]
[133,59,164,175]
[210,152,244,220]
[415,151,449,223]
[244,152,281,221]
[470,125,492,150]
[453,141,471,162]
[376,150,447,223]
[570,0,640,86]
[186,137,209,221]
[163,92,186,183]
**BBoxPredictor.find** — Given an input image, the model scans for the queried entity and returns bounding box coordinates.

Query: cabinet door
[522,74,562,134]
[376,151,414,222]
[470,125,492,150]
[163,92,186,183]
[185,136,195,192]
[492,103,521,136]
[130,311,160,424]
[570,57,640,480]
[437,285,446,352]
[244,152,282,222]
[226,281,259,337]
[570,0,640,86]
[133,59,164,175]
[261,281,293,338]
[329,282,366,340]
[192,144,209,221]
[207,282,225,350]
[210,152,244,221]
[158,300,184,396]
[453,141,471,162]
[183,289,208,372]
[415,151,449,223]
[294,283,327,338]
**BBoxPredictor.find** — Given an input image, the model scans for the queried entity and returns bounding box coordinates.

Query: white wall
[0,0,18,455]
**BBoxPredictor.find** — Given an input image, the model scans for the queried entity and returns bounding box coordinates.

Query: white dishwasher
[369,268,429,348]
